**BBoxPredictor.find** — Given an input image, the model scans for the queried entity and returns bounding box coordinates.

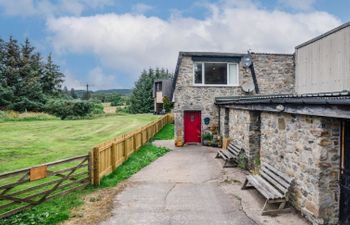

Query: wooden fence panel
[90,114,173,185]
[135,131,142,150]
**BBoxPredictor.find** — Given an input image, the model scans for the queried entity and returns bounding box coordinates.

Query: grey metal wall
[295,25,350,94]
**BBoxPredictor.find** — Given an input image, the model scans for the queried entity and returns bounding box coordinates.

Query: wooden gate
[0,155,90,219]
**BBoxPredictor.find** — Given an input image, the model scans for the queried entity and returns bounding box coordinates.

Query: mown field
[0,113,159,173]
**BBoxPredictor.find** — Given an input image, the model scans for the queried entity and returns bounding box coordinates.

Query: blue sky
[0,0,348,90]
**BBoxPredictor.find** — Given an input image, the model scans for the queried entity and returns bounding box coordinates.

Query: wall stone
[251,53,295,94]
[227,108,261,168]
[174,53,295,142]
[260,112,340,225]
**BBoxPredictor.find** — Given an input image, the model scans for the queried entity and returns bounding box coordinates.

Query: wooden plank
[255,174,284,198]
[92,147,100,185]
[247,176,276,199]
[48,163,88,176]
[0,155,88,179]
[218,151,228,160]
[227,146,240,156]
[111,143,116,170]
[260,166,290,190]
[262,163,293,183]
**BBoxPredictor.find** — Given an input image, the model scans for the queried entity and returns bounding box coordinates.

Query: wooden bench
[241,163,293,215]
[215,142,243,168]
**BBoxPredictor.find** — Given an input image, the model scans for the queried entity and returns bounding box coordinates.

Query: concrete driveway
[99,142,309,225]
[100,144,257,225]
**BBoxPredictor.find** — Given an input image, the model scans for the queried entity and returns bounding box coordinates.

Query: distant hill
[74,89,132,98]
[94,89,132,95]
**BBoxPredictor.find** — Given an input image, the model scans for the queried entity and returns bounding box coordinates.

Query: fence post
[122,135,126,159]
[92,147,100,186]
[111,143,116,170]
[88,151,94,184]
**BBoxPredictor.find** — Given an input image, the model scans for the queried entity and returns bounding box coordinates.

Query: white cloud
[47,0,341,84]
[63,70,84,90]
[278,0,316,11]
[0,0,36,16]
[132,3,153,14]
[0,0,114,17]
[88,67,119,90]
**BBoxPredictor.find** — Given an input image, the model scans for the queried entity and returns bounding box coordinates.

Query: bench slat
[228,147,240,156]
[228,144,240,152]
[254,175,284,199]
[262,163,293,183]
[258,171,287,196]
[227,144,241,155]
[247,175,279,199]
[261,166,290,191]
[218,150,229,159]
[219,150,234,159]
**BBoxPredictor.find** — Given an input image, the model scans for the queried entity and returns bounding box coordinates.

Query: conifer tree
[129,67,172,114]
[41,53,64,96]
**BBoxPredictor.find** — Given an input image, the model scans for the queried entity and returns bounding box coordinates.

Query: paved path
[100,144,257,225]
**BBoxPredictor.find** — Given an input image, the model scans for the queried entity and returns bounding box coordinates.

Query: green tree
[3,36,21,91]
[41,53,64,96]
[0,38,14,108]
[12,39,45,111]
[1,37,20,109]
[110,94,122,106]
[129,68,172,114]
[163,96,173,113]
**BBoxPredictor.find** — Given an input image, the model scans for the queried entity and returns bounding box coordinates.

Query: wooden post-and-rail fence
[0,114,173,219]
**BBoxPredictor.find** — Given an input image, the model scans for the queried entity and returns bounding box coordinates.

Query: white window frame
[192,62,239,87]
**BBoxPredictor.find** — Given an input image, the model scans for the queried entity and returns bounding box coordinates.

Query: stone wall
[251,53,295,94]
[226,108,261,168]
[174,53,295,142]
[260,112,340,225]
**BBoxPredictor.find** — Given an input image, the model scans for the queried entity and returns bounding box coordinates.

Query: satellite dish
[241,81,255,93]
[242,54,252,68]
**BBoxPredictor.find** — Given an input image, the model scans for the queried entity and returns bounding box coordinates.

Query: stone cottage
[172,52,294,144]
[172,22,350,225]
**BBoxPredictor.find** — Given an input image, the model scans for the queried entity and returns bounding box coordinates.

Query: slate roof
[215,91,350,106]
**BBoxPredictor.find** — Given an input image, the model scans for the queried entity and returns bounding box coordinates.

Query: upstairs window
[156,82,162,91]
[193,62,239,86]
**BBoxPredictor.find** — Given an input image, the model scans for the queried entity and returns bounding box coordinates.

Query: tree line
[0,35,173,117]
[0,37,64,112]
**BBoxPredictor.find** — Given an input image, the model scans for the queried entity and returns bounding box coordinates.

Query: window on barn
[193,62,239,86]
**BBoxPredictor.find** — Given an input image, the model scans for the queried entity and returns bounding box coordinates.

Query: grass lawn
[0,113,159,173]
[153,123,174,140]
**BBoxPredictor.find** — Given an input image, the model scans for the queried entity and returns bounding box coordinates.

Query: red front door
[184,111,201,143]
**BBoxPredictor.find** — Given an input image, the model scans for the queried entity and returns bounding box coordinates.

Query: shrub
[45,99,104,120]
[163,96,173,113]
[202,132,213,141]
[8,98,45,112]
[110,94,122,106]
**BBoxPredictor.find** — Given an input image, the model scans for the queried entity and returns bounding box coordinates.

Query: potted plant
[202,132,213,146]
